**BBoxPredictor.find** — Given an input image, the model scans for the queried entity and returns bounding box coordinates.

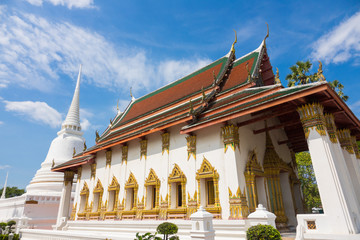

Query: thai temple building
[0,66,85,231]
[21,33,360,240]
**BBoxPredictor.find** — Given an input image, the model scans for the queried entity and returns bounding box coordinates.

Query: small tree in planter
[246,224,281,240]
[156,222,178,240]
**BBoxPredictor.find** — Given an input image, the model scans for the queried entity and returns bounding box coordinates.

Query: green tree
[156,222,178,240]
[285,60,348,101]
[296,152,321,212]
[0,187,25,198]
[328,79,349,102]
[286,60,317,87]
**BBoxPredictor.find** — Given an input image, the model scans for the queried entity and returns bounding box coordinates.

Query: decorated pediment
[93,179,104,193]
[145,168,160,186]
[168,164,186,183]
[108,176,120,191]
[245,150,263,175]
[80,182,89,195]
[196,156,218,179]
[125,172,138,189]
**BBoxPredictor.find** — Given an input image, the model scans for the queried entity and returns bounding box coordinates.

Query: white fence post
[190,206,215,240]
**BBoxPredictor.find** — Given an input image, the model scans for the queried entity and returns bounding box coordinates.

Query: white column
[297,104,360,234]
[55,170,75,230]
[222,124,248,220]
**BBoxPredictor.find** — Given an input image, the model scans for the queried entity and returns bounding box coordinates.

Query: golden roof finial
[73,147,76,157]
[246,62,251,82]
[189,99,194,114]
[317,60,326,82]
[116,99,119,111]
[201,86,206,102]
[83,142,87,151]
[130,87,133,98]
[275,67,281,84]
[230,29,237,53]
[95,130,100,142]
[263,23,269,47]
[52,159,55,168]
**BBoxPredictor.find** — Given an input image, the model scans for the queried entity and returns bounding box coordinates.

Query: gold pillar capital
[140,139,148,160]
[105,149,112,167]
[186,135,196,160]
[122,145,128,164]
[161,132,170,155]
[91,162,96,180]
[324,113,338,143]
[297,103,326,139]
[221,124,240,152]
[64,170,75,186]
[351,136,360,159]
[337,129,354,154]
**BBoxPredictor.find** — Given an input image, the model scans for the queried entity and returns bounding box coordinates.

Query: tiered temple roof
[53,36,360,172]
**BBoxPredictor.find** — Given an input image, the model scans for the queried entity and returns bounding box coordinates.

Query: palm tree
[329,80,348,102]
[285,60,317,87]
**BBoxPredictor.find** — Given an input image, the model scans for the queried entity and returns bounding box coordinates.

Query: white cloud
[0,121,3,125]
[158,59,212,84]
[25,0,94,9]
[311,11,360,64]
[3,100,62,128]
[0,10,211,94]
[81,119,90,131]
[0,165,10,170]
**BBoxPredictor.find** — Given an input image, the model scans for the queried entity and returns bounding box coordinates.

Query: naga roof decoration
[53,34,360,172]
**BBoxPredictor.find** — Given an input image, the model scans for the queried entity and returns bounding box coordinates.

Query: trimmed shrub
[246,224,281,240]
[156,222,178,240]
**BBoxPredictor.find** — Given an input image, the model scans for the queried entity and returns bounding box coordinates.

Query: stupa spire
[59,64,82,135]
[1,172,8,199]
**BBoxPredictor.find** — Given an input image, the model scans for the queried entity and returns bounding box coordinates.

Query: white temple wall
[280,172,296,226]
[73,116,299,222]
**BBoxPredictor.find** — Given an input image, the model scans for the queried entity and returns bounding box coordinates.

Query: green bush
[246,224,281,240]
[134,232,161,240]
[156,222,178,240]
[0,223,6,231]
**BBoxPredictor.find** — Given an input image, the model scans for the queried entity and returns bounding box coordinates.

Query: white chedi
[26,65,85,195]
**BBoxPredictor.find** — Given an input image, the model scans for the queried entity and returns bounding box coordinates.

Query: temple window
[196,157,221,217]
[107,176,119,212]
[92,179,104,213]
[125,188,135,210]
[79,182,89,213]
[124,173,138,211]
[168,164,186,209]
[144,169,160,210]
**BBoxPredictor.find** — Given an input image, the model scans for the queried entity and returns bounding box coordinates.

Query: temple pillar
[221,124,248,219]
[55,170,75,230]
[297,103,360,234]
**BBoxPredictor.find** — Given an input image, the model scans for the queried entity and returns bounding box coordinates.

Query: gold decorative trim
[187,191,197,218]
[228,187,249,219]
[186,135,196,160]
[221,124,240,152]
[77,166,82,182]
[70,203,77,220]
[106,149,112,167]
[196,156,221,218]
[93,179,104,214]
[144,169,160,209]
[106,176,120,212]
[337,129,354,154]
[91,162,96,180]
[159,194,168,220]
[122,145,128,164]
[351,136,360,159]
[168,164,187,217]
[125,172,138,214]
[77,182,89,219]
[297,103,326,139]
[263,131,288,224]
[324,114,338,143]
[140,139,148,160]
[162,132,170,155]
[244,150,264,212]
[64,170,75,186]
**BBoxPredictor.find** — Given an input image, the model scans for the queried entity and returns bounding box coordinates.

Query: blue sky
[1,0,360,188]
